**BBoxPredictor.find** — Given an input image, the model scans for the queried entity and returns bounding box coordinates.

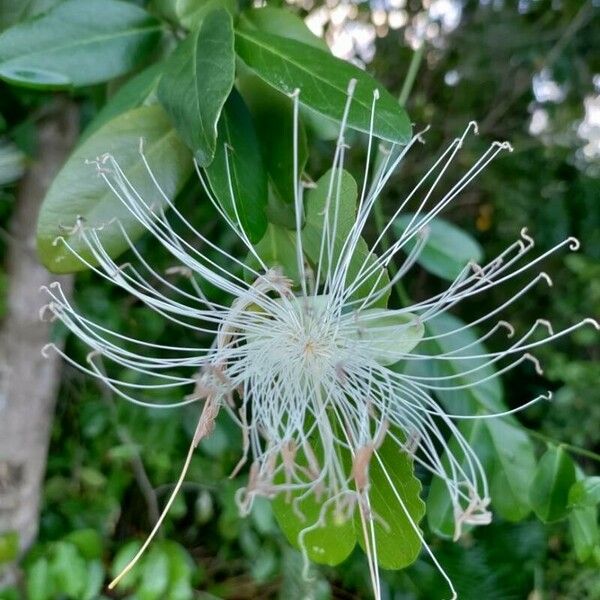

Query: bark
[0,100,78,582]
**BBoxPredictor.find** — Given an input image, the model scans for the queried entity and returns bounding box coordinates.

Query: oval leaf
[37,105,193,273]
[204,89,268,244]
[347,310,424,366]
[272,444,357,566]
[0,0,161,88]
[151,0,237,30]
[234,28,412,144]
[394,214,483,281]
[158,8,235,165]
[237,73,308,206]
[530,445,576,523]
[82,62,164,142]
[355,434,425,569]
[569,476,600,509]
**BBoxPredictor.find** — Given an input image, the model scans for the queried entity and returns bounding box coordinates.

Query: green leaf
[82,62,163,142]
[530,445,576,522]
[0,0,161,88]
[569,476,600,509]
[37,105,193,273]
[163,542,194,600]
[26,558,52,600]
[569,506,599,562]
[393,214,483,281]
[237,73,308,206]
[0,531,19,563]
[486,418,536,521]
[272,444,357,566]
[82,560,105,600]
[49,542,87,598]
[347,310,424,366]
[355,434,424,569]
[64,528,103,560]
[234,28,412,144]
[157,8,235,165]
[151,0,236,30]
[238,7,328,51]
[204,88,268,243]
[138,547,170,600]
[252,223,300,283]
[0,0,62,32]
[111,540,143,589]
[302,169,391,307]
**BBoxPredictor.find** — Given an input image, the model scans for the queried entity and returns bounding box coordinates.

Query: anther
[536,319,554,335]
[520,227,534,247]
[524,353,543,375]
[498,320,515,338]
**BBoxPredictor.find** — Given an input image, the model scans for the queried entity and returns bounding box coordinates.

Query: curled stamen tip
[545,391,553,401]
[584,318,600,330]
[86,350,102,363]
[498,320,515,338]
[524,353,543,375]
[536,319,554,335]
[540,272,553,287]
[567,236,580,251]
[468,120,479,135]
[41,343,56,357]
[492,140,513,152]
[520,227,534,246]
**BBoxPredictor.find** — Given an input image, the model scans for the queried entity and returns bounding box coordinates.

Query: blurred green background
[0,0,598,598]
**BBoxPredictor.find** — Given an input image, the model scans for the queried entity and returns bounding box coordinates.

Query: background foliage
[0,0,598,598]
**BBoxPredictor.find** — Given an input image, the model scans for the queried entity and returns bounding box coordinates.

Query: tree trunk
[0,100,78,584]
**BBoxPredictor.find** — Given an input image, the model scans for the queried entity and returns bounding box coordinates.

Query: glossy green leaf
[394,214,484,281]
[0,531,19,563]
[272,445,357,566]
[355,434,424,569]
[151,0,236,30]
[26,557,52,600]
[82,560,105,600]
[238,7,328,51]
[238,73,308,206]
[0,0,61,31]
[302,169,391,307]
[347,310,424,366]
[569,476,600,509]
[49,542,87,598]
[204,89,268,243]
[139,546,170,600]
[235,28,412,144]
[252,223,300,283]
[37,105,193,273]
[0,0,161,88]
[64,528,103,560]
[158,8,234,165]
[82,62,163,142]
[569,505,599,562]
[486,418,536,521]
[530,445,576,522]
[568,468,600,562]
[111,540,143,589]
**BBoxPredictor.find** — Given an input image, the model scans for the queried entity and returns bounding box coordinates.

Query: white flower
[42,83,597,598]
